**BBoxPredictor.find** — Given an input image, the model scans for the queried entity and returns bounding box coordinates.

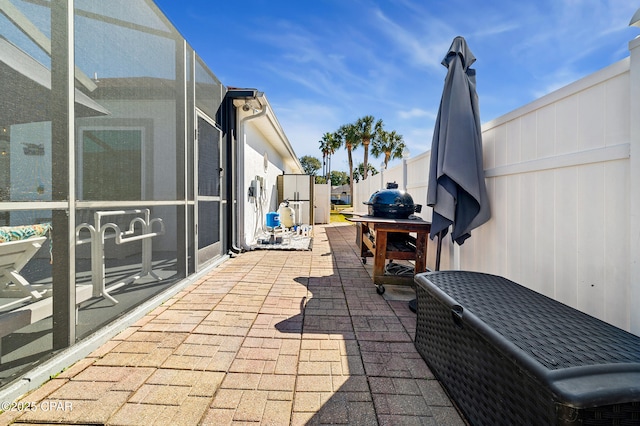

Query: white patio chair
[0,236,48,300]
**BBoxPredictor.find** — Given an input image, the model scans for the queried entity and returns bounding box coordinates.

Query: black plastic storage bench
[414,271,640,425]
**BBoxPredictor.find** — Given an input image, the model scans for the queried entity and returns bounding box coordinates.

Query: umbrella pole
[435,230,444,271]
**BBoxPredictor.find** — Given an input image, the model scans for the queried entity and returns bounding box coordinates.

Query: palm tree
[318,133,331,179]
[319,132,342,182]
[338,123,360,205]
[372,130,406,169]
[355,115,383,180]
[327,131,341,182]
[352,162,379,183]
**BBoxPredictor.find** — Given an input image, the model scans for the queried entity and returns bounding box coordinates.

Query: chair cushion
[0,223,52,243]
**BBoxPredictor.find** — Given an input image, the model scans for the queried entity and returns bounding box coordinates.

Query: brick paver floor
[0,223,466,425]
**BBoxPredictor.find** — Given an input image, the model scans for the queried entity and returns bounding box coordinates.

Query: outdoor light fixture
[630,8,640,28]
[242,102,252,112]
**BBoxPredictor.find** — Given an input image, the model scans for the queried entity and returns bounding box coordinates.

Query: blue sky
[154,0,638,173]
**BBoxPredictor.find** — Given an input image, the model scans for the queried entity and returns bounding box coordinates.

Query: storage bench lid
[414,271,640,406]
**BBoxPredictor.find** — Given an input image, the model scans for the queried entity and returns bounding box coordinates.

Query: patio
[0,222,465,425]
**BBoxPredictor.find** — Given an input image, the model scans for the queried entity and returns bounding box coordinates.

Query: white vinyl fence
[354,36,640,336]
[314,183,331,224]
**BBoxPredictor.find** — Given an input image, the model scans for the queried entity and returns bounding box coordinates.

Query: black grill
[364,182,422,219]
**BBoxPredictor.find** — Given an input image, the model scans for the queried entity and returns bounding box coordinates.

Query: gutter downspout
[237,102,267,250]
[224,98,243,255]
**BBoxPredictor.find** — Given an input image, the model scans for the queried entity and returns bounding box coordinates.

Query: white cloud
[371,7,452,72]
[398,108,435,120]
[270,99,344,160]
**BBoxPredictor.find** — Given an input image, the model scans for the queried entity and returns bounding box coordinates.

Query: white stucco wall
[9,122,52,205]
[242,121,289,246]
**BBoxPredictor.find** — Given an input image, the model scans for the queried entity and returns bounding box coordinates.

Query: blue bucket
[266,212,280,228]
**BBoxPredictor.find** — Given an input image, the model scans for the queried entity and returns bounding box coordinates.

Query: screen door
[196,114,223,265]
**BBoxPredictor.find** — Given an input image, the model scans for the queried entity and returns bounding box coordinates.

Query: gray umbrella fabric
[427,36,490,246]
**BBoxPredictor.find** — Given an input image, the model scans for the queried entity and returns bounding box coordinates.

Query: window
[78,128,145,200]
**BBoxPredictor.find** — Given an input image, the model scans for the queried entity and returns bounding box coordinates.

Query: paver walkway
[0,223,466,425]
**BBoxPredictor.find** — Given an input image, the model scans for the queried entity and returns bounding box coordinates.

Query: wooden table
[348,215,431,294]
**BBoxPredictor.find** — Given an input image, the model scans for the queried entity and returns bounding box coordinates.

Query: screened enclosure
[0,0,227,388]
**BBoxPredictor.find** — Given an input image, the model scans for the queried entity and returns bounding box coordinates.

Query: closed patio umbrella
[427,36,490,252]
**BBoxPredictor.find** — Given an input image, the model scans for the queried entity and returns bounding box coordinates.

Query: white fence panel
[352,46,639,335]
[478,58,632,331]
[314,183,331,224]
[380,166,403,190]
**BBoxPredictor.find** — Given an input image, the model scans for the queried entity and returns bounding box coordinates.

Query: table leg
[415,231,427,274]
[357,223,367,260]
[373,229,387,285]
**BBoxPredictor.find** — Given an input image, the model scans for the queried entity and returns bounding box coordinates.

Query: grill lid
[364,182,422,218]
